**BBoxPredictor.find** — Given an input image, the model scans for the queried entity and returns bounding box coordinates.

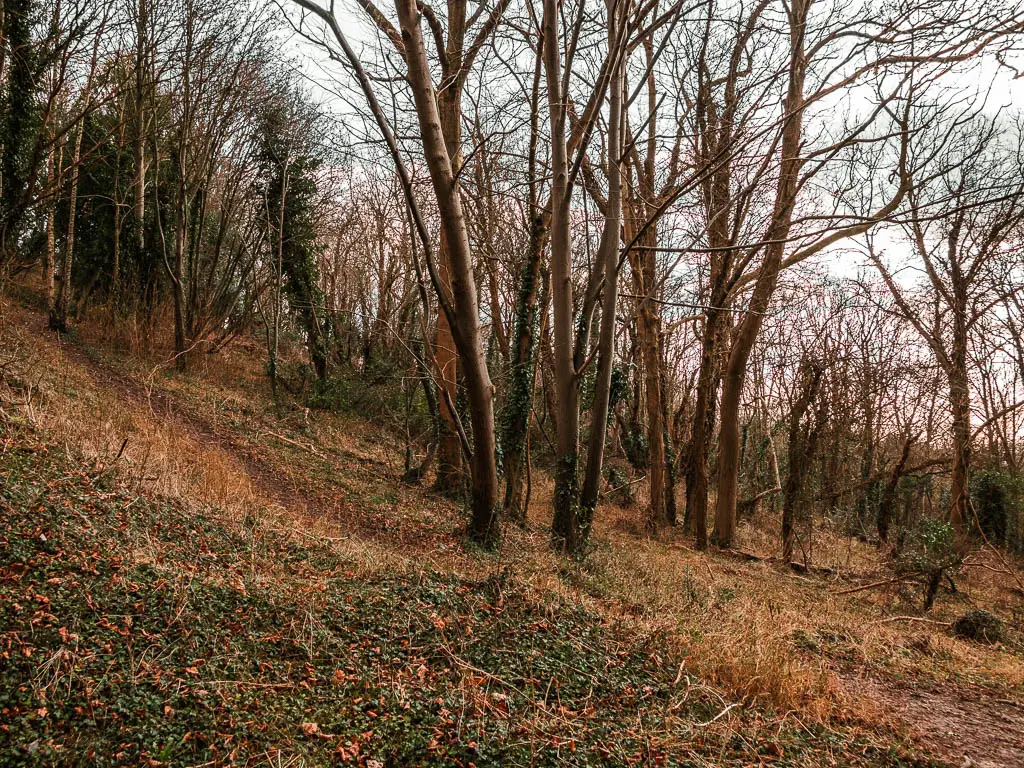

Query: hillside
[2,293,1023,767]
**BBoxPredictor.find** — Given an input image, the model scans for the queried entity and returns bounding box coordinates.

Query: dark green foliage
[57,110,157,303]
[305,370,352,409]
[500,218,544,516]
[499,263,539,471]
[0,0,40,265]
[48,85,174,320]
[258,95,331,381]
[971,469,1024,552]
[951,609,1004,644]
[620,423,648,471]
[892,517,963,610]
[604,465,634,507]
[578,363,597,412]
[605,365,647,471]
[552,453,586,555]
[608,365,630,413]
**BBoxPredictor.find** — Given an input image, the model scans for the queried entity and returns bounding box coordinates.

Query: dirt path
[841,674,1024,767]
[12,306,390,539]
[24,306,475,562]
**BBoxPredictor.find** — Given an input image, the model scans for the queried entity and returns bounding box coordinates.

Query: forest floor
[2,289,1024,767]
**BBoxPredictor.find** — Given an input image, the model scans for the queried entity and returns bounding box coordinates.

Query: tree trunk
[51,118,84,333]
[686,67,735,546]
[502,214,544,523]
[580,33,624,527]
[501,49,545,524]
[172,185,188,370]
[44,140,60,314]
[878,432,915,544]
[685,308,722,548]
[396,0,499,545]
[433,228,463,495]
[712,0,807,548]
[949,367,970,537]
[112,193,121,297]
[660,331,678,526]
[269,159,287,397]
[134,0,147,260]
[857,394,877,527]
[431,67,466,497]
[630,226,667,532]
[781,361,823,562]
[543,0,582,553]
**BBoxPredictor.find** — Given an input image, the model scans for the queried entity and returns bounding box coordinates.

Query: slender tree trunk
[502,215,544,522]
[434,229,463,494]
[580,32,624,526]
[543,0,582,552]
[878,432,915,544]
[685,316,721,548]
[270,162,288,397]
[112,199,121,295]
[712,0,807,548]
[172,183,187,369]
[686,70,735,546]
[631,225,667,531]
[51,118,84,332]
[432,74,466,497]
[660,331,678,525]
[396,0,499,544]
[857,388,876,527]
[949,367,970,537]
[44,140,59,314]
[947,281,971,538]
[171,22,190,372]
[781,361,823,562]
[501,50,545,524]
[134,0,147,260]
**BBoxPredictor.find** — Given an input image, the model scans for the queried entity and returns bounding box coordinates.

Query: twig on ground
[264,429,326,459]
[871,616,951,626]
[694,702,739,727]
[832,577,901,596]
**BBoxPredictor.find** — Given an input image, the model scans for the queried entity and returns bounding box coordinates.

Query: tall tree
[258,91,331,382]
[543,0,636,553]
[290,0,506,545]
[870,116,1024,538]
[0,0,38,272]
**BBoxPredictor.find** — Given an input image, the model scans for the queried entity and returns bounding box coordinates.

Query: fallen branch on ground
[694,702,740,728]
[264,429,326,459]
[871,616,951,626]
[832,577,901,596]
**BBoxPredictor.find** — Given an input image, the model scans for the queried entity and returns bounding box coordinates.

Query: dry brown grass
[519,491,1024,725]
[0,297,401,580]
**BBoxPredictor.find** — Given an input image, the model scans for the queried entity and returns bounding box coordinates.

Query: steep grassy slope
[2,292,1023,766]
[0,426,935,767]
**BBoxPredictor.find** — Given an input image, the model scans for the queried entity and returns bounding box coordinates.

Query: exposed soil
[14,304,459,554]
[840,676,1024,767]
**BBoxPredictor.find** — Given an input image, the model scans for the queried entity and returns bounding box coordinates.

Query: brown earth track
[16,306,452,552]
[841,675,1024,768]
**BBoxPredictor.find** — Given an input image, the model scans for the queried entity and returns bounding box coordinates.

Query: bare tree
[290,0,506,544]
[870,114,1024,538]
